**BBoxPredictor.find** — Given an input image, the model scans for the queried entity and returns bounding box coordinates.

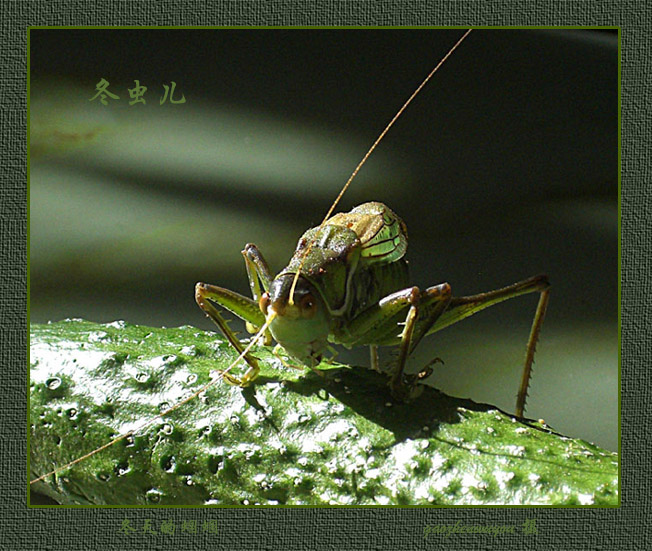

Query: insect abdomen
[327,202,408,265]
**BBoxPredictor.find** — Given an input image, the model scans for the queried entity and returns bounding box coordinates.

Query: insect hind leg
[426,275,551,417]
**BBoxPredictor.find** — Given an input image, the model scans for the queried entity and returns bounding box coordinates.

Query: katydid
[195,30,550,418]
[195,203,549,416]
[30,29,549,488]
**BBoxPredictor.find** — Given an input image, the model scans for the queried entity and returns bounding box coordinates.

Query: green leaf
[30,320,619,506]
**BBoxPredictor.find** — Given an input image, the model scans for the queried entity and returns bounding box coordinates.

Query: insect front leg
[389,284,453,400]
[195,244,277,386]
[195,283,265,386]
[241,243,273,336]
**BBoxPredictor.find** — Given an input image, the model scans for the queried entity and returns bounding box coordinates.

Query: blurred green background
[29,29,618,451]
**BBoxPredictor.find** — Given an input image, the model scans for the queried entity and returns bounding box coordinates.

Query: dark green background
[4,2,646,551]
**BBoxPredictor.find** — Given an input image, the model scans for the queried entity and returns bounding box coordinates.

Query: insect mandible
[194,29,550,418]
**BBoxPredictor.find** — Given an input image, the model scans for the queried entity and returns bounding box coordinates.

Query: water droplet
[146,488,162,502]
[244,448,256,460]
[161,423,174,435]
[253,473,267,488]
[46,377,61,390]
[365,468,381,479]
[198,425,211,438]
[385,402,393,407]
[135,372,149,383]
[125,435,135,447]
[180,345,197,356]
[186,373,198,384]
[88,331,108,343]
[115,463,130,476]
[162,455,176,472]
[66,408,78,419]
[97,472,110,482]
[159,402,171,413]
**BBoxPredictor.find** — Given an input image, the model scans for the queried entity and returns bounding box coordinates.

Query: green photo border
[6,1,643,549]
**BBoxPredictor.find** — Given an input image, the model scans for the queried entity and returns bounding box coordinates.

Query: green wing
[326,202,408,265]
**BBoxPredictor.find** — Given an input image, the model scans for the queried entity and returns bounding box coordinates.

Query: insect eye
[259,292,270,314]
[299,293,317,316]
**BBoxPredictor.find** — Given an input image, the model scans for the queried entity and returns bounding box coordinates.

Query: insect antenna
[30,311,278,486]
[31,31,472,486]
[288,28,472,305]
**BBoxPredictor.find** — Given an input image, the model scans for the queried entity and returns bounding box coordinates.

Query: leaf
[30,320,619,506]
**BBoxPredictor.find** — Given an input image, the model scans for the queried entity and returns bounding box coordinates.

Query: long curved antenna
[31,31,473,485]
[288,29,472,304]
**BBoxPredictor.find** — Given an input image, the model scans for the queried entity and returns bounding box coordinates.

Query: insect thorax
[280,202,411,319]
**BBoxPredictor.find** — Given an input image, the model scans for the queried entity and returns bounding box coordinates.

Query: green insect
[195,30,551,418]
[195,201,550,417]
[30,30,553,489]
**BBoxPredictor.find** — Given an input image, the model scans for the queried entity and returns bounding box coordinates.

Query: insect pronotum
[31,29,550,486]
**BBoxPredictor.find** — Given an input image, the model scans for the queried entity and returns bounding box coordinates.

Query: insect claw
[424,357,445,368]
[218,370,244,387]
[417,366,433,380]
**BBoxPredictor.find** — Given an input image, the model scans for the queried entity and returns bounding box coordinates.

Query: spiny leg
[516,284,550,417]
[426,275,551,417]
[390,288,420,400]
[195,245,276,386]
